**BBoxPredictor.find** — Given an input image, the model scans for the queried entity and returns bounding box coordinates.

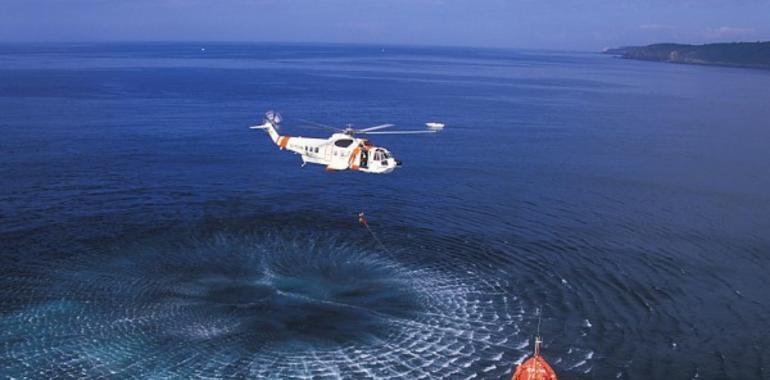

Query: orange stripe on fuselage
[278,136,291,149]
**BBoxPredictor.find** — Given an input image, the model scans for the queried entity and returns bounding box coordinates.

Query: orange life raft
[511,336,557,380]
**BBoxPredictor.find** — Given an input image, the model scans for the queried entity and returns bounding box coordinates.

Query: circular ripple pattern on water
[1,216,532,379]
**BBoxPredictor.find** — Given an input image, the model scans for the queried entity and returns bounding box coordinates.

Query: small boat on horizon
[425,122,445,130]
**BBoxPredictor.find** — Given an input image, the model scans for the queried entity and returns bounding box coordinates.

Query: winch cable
[358,211,394,256]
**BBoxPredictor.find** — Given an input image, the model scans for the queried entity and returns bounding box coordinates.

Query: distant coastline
[603,42,770,70]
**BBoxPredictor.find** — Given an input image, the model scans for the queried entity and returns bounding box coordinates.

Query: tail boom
[250,121,291,150]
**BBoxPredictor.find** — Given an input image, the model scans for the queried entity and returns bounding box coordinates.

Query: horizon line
[0,39,601,54]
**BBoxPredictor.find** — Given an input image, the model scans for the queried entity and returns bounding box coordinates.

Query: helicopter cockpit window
[374,151,382,161]
[334,139,354,148]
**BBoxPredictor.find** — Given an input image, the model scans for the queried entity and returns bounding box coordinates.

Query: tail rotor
[265,110,283,128]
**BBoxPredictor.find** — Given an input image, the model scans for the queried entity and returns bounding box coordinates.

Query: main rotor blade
[359,130,438,135]
[357,123,394,132]
[295,118,342,132]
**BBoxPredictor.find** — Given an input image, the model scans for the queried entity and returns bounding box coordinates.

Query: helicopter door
[324,145,332,162]
[360,148,369,168]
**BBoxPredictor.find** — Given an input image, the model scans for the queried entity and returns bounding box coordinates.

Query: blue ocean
[1,43,769,379]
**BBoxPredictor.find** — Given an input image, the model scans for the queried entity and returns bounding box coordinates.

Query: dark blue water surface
[2,43,770,379]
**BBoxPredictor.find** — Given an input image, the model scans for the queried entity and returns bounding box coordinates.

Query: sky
[1,0,769,50]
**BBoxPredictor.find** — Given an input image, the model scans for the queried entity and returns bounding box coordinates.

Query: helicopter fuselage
[252,122,399,174]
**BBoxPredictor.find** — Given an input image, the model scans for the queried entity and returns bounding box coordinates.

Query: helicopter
[250,111,438,174]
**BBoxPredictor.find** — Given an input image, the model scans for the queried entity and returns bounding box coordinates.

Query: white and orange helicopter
[250,111,439,174]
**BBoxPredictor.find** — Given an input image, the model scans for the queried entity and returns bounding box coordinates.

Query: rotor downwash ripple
[1,219,526,379]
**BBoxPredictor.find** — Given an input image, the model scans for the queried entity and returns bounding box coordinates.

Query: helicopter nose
[396,160,402,166]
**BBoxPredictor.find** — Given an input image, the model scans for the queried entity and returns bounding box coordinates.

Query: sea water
[1,43,770,379]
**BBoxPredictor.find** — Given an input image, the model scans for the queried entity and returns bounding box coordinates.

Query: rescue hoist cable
[535,307,542,357]
[358,211,394,256]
